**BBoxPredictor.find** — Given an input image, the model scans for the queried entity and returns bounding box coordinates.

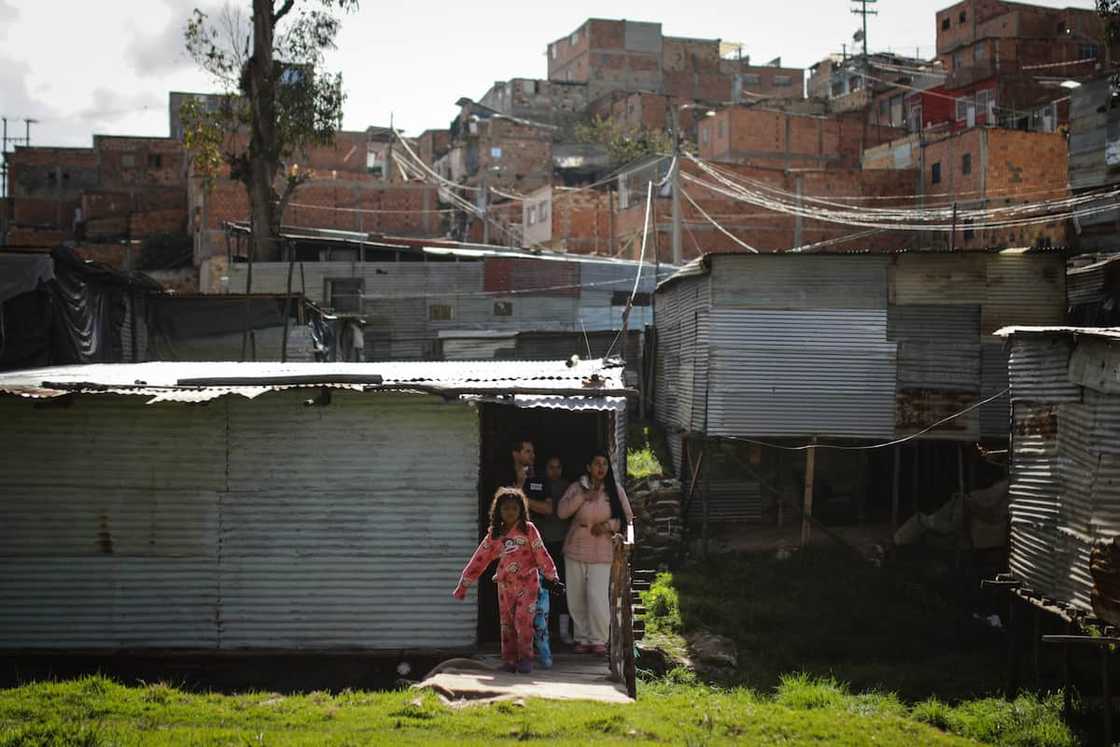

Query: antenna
[850,0,878,59]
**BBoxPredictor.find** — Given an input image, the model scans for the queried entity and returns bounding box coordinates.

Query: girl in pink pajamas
[453,488,559,673]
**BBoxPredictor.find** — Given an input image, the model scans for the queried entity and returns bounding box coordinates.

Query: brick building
[522,185,614,254]
[478,78,590,135]
[611,159,919,260]
[698,107,906,169]
[546,19,805,102]
[6,136,188,249]
[862,127,1070,249]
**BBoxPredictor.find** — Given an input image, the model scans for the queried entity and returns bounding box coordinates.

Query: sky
[0,0,1100,149]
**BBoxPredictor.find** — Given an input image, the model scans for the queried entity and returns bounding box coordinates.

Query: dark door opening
[475,403,611,644]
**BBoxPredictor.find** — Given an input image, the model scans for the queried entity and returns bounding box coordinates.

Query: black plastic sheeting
[0,248,160,372]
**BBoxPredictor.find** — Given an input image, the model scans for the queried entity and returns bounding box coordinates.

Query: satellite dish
[853,29,865,42]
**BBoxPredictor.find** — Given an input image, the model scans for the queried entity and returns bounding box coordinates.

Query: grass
[0,674,991,746]
[627,422,668,481]
[637,547,1078,746]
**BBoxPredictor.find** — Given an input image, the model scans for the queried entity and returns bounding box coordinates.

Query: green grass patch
[0,676,990,746]
[627,422,669,480]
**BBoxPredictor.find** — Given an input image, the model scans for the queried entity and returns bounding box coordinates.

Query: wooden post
[891,445,901,532]
[801,441,817,547]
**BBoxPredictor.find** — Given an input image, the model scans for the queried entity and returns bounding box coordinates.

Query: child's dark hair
[489,488,529,539]
[588,449,625,523]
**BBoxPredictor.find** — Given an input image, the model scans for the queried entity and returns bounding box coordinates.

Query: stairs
[630,568,657,641]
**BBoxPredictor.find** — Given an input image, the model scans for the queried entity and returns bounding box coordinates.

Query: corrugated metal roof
[0,359,629,406]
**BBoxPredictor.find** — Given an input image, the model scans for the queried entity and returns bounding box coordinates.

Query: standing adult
[538,455,572,644]
[557,449,633,656]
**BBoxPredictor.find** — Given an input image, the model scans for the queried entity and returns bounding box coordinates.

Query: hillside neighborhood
[2,0,1120,744]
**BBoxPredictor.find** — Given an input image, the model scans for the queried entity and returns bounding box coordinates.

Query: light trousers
[565,557,612,646]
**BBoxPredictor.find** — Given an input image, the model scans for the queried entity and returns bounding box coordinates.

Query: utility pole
[851,0,878,59]
[480,168,490,245]
[670,104,682,266]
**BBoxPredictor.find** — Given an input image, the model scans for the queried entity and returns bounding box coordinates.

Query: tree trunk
[248,0,280,262]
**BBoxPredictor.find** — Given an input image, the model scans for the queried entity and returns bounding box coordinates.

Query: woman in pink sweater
[556,450,633,655]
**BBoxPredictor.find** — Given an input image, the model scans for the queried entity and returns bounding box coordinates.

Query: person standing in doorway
[538,455,573,645]
[557,450,633,656]
[499,437,555,665]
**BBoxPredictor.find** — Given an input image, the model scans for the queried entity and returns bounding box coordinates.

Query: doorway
[475,403,612,643]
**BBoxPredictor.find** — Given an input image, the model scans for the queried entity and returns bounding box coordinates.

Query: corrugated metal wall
[0,391,480,651]
[652,274,710,435]
[710,255,888,310]
[1006,333,1120,616]
[706,309,897,439]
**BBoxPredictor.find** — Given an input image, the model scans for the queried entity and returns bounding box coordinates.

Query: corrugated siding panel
[223,390,478,649]
[888,305,980,391]
[891,254,988,305]
[1010,406,1060,524]
[0,391,481,652]
[0,396,225,649]
[706,309,896,439]
[1058,402,1096,537]
[1009,337,1081,404]
[983,255,1066,335]
[709,255,888,309]
[653,275,710,434]
[981,341,1011,438]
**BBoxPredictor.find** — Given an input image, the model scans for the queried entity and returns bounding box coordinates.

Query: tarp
[0,254,54,305]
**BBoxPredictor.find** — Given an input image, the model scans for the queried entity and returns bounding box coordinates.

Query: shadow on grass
[645,544,1006,703]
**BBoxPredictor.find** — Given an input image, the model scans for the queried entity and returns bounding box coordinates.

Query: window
[931,162,942,184]
[741,73,761,85]
[955,96,972,121]
[429,304,454,321]
[974,42,986,60]
[539,202,548,222]
[976,89,993,119]
[526,205,537,225]
[1080,44,1100,59]
[959,10,966,23]
[962,153,972,175]
[493,301,513,317]
[147,153,162,169]
[941,17,951,31]
[773,75,792,87]
[326,278,363,313]
[490,146,502,159]
[121,154,136,168]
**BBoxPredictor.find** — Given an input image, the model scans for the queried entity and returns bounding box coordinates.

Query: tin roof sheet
[0,359,628,405]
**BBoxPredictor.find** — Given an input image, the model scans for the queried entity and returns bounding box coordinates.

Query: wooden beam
[801,441,817,547]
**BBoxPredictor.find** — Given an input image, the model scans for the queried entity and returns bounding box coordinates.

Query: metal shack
[997,326,1120,623]
[652,250,1066,532]
[214,224,672,363]
[0,359,629,654]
